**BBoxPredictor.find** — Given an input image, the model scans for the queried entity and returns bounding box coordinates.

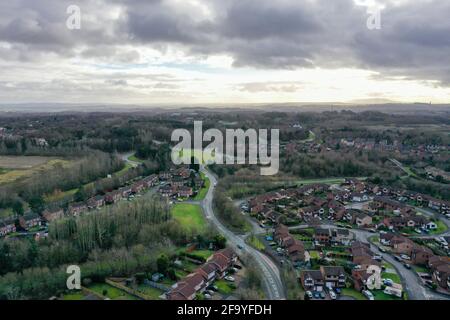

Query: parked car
[224,276,235,282]
[334,288,342,294]
[237,244,244,250]
[383,279,394,287]
[233,264,242,270]
[207,285,218,292]
[394,256,402,262]
[362,290,375,301]
[329,291,337,300]
[400,254,411,260]
[305,291,313,299]
[320,292,326,299]
[204,293,212,300]
[403,263,411,270]
[378,247,387,253]
[313,292,321,299]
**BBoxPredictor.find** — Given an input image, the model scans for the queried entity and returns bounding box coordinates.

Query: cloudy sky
[0,0,450,105]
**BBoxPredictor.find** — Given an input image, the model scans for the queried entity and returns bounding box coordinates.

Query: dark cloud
[0,0,449,86]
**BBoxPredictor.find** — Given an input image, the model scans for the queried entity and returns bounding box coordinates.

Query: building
[19,212,42,230]
[42,208,64,223]
[300,267,346,292]
[67,202,88,216]
[87,195,105,209]
[0,218,16,236]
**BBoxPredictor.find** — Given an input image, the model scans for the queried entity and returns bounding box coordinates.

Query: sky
[0,0,450,105]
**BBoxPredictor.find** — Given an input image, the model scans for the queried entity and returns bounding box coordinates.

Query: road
[120,152,141,167]
[201,167,286,300]
[351,228,449,300]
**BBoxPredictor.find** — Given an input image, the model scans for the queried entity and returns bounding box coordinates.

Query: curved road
[201,167,286,300]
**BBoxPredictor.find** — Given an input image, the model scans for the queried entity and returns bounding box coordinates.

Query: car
[445,214,450,219]
[334,288,342,294]
[305,291,313,299]
[394,256,402,262]
[414,229,423,234]
[320,292,326,299]
[207,285,218,292]
[378,247,387,253]
[204,293,212,300]
[206,290,215,295]
[233,264,242,270]
[313,292,321,299]
[369,229,377,233]
[404,263,411,269]
[400,254,411,260]
[224,276,235,282]
[373,255,383,261]
[329,291,337,300]
[237,244,244,250]
[383,279,394,287]
[362,290,375,301]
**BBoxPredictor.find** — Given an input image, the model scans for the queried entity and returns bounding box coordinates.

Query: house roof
[320,266,345,277]
[302,270,323,281]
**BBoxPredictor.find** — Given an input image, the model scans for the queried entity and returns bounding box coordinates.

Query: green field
[171,203,208,232]
[193,172,210,201]
[342,288,366,300]
[248,235,265,251]
[88,283,138,300]
[137,285,164,300]
[216,279,235,295]
[62,291,85,300]
[382,272,402,284]
[430,220,448,234]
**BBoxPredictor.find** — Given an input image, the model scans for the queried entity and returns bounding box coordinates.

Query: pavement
[201,167,286,300]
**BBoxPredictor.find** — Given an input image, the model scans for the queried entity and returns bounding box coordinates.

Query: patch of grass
[193,173,210,201]
[215,280,234,295]
[137,285,164,300]
[248,235,265,251]
[342,288,366,300]
[413,265,430,273]
[171,203,208,233]
[88,283,138,300]
[372,290,402,300]
[0,157,70,185]
[429,220,448,235]
[382,272,401,284]
[62,291,85,300]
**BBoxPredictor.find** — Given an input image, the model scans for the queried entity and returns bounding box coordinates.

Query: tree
[29,196,45,215]
[213,234,227,249]
[74,186,88,202]
[156,254,170,275]
[12,201,24,216]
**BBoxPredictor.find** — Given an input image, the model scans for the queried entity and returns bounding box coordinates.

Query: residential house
[87,195,105,209]
[178,186,193,198]
[67,202,88,216]
[411,245,434,265]
[391,236,415,255]
[320,266,346,289]
[0,218,16,236]
[42,208,64,223]
[105,190,122,204]
[353,212,372,228]
[19,212,41,230]
[314,228,332,244]
[332,229,354,246]
[167,272,205,300]
[300,270,324,291]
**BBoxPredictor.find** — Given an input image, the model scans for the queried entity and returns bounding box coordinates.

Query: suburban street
[201,167,286,300]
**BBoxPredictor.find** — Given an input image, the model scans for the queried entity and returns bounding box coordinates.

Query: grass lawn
[88,283,138,300]
[193,173,210,201]
[430,220,448,234]
[342,288,367,300]
[382,272,402,284]
[171,203,208,232]
[248,235,265,251]
[215,280,234,295]
[372,290,402,300]
[413,265,430,273]
[137,285,164,300]
[309,251,321,259]
[62,291,85,300]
